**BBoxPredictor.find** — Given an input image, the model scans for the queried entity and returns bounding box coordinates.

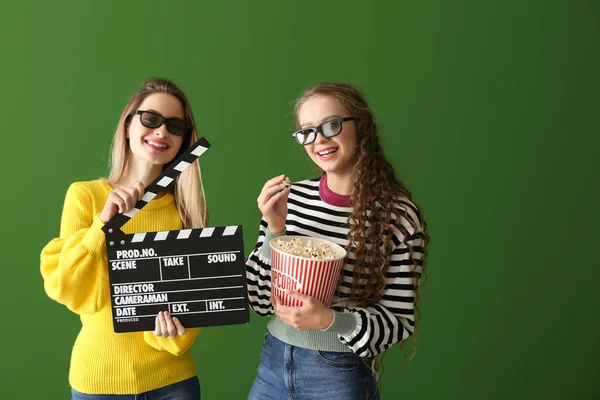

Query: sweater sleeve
[40,183,110,315]
[325,209,427,358]
[245,219,285,316]
[143,328,201,356]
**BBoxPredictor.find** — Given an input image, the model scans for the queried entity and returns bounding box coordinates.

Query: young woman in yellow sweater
[41,77,208,399]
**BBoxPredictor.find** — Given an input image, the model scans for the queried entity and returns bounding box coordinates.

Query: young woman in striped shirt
[246,82,429,399]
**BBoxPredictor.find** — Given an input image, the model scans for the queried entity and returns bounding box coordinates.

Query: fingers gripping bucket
[269,236,346,307]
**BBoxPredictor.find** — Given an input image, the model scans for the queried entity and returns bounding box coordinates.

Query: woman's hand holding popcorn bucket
[269,236,346,330]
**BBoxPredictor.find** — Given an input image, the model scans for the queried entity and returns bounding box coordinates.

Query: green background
[1,1,598,399]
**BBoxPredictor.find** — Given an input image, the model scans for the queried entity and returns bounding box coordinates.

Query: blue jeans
[248,332,379,400]
[71,376,200,400]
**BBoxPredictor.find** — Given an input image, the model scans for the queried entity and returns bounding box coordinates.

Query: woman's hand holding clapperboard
[153,311,187,338]
[99,182,145,224]
[100,181,189,338]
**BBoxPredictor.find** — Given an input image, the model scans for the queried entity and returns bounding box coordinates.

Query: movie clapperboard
[101,137,249,333]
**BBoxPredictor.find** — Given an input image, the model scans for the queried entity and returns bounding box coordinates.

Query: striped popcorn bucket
[269,236,346,307]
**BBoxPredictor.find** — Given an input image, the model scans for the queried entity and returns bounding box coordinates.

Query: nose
[153,123,169,137]
[313,130,329,145]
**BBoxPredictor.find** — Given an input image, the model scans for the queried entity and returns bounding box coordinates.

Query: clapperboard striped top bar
[103,137,211,234]
[128,225,239,244]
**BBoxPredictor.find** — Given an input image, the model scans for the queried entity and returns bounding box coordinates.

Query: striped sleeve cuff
[259,229,286,259]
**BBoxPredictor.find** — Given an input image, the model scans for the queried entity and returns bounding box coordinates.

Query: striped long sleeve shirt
[246,176,426,358]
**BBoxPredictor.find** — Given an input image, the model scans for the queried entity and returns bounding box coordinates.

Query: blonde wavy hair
[106,77,208,229]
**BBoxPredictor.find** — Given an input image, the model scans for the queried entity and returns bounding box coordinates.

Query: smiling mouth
[317,148,338,156]
[145,140,169,150]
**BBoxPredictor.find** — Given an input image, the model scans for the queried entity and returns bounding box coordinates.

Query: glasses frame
[291,116,357,146]
[132,110,189,137]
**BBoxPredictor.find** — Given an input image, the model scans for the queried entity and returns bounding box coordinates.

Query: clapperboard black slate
[102,137,249,333]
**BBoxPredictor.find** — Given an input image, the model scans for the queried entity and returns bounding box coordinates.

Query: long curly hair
[294,82,430,378]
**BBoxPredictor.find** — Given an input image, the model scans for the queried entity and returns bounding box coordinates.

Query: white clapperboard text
[102,137,249,333]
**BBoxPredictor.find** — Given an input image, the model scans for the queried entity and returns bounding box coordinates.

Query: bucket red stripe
[291,254,296,306]
[275,250,281,303]
[272,250,277,301]
[298,257,304,306]
[304,260,318,304]
[326,260,337,306]
[320,260,329,305]
[280,250,284,305]
[331,261,338,306]
[328,260,337,306]
[323,260,332,304]
[315,259,325,305]
[302,257,309,304]
[271,250,279,296]
[324,260,331,303]
[319,260,326,301]
[300,254,308,304]
[293,256,299,306]
[280,251,286,305]
[301,257,308,307]
[288,252,292,306]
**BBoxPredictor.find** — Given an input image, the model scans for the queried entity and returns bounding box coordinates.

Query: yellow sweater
[40,180,201,395]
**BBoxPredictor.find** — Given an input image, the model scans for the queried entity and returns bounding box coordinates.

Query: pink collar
[319,175,351,207]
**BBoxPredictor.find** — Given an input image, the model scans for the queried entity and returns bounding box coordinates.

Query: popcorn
[283,176,291,188]
[272,237,340,260]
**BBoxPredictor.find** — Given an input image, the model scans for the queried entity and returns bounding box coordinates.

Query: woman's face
[296,96,358,177]
[127,92,186,167]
